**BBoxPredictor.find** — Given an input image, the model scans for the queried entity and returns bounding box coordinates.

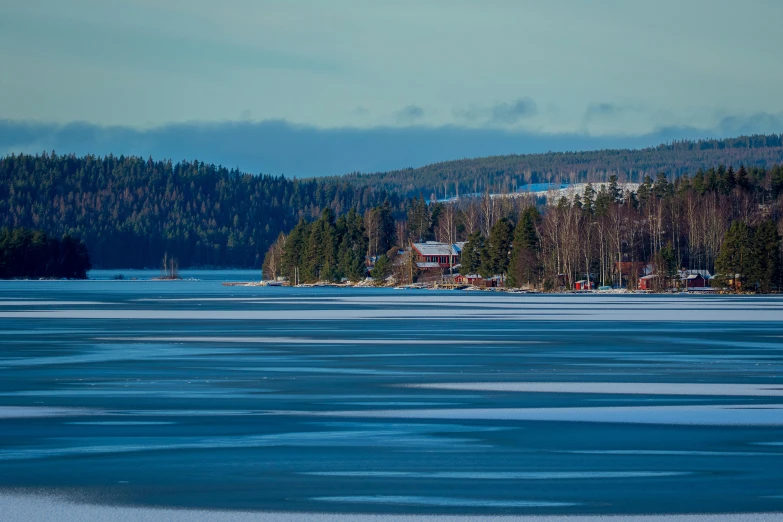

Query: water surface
[0,277,782,517]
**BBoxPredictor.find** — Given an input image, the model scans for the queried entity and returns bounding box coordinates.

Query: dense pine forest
[0,227,91,279]
[0,152,402,268]
[266,165,783,292]
[340,134,783,199]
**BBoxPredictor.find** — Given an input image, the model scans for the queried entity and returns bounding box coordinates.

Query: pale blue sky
[1,1,782,174]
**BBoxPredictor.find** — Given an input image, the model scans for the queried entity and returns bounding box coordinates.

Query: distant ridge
[338,134,783,199]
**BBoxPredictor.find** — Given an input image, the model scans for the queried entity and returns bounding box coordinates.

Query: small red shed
[574,280,594,290]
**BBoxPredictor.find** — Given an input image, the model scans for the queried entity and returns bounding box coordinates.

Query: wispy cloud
[454,98,538,126]
[490,98,538,124]
[395,105,425,124]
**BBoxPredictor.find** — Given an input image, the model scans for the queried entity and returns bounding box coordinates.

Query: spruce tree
[461,231,484,275]
[281,218,309,281]
[581,183,595,216]
[737,165,750,190]
[749,220,782,293]
[508,207,541,288]
[482,218,513,278]
[370,254,392,282]
[608,174,622,202]
[715,221,753,291]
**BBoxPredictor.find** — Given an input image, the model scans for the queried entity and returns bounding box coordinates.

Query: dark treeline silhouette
[0,152,403,268]
[339,134,783,199]
[267,165,783,291]
[0,227,91,279]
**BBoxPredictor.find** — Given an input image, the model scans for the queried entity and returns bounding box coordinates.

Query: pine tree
[653,173,672,199]
[637,175,653,205]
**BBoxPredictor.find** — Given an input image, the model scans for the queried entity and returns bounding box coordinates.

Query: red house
[412,242,461,269]
[638,274,658,290]
[574,280,594,290]
[682,273,708,289]
[455,274,483,285]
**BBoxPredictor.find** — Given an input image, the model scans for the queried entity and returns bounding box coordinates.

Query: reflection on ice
[406,382,783,397]
[316,404,783,425]
[0,406,99,418]
[312,495,576,508]
[305,471,691,479]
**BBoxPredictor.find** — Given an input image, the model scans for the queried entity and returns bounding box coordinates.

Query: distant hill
[338,134,783,199]
[0,153,402,269]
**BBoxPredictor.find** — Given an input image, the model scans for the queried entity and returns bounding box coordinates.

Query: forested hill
[0,152,402,269]
[339,134,783,199]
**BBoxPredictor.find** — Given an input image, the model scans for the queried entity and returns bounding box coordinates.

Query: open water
[0,271,782,520]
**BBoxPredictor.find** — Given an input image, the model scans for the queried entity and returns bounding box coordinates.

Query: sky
[1,0,783,176]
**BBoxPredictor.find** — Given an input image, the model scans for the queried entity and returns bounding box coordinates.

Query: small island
[0,227,91,279]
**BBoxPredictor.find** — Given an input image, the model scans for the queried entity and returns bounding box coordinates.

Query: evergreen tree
[691,170,706,195]
[637,175,653,205]
[594,185,613,217]
[715,221,753,291]
[723,166,736,194]
[281,218,309,281]
[461,231,484,274]
[376,200,397,254]
[581,183,596,215]
[407,197,431,242]
[653,173,672,199]
[370,254,392,282]
[737,165,750,190]
[749,220,782,293]
[508,206,541,288]
[338,237,366,281]
[655,243,677,289]
[607,174,622,202]
[481,218,513,278]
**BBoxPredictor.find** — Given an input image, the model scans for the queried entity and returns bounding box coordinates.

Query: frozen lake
[0,274,782,519]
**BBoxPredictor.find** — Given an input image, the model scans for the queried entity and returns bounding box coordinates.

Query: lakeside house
[679,270,711,290]
[454,274,503,288]
[411,241,462,272]
[455,273,482,285]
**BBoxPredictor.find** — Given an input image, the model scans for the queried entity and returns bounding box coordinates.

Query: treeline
[0,227,91,279]
[267,164,783,291]
[459,166,782,291]
[262,204,394,283]
[0,152,403,268]
[339,134,783,199]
